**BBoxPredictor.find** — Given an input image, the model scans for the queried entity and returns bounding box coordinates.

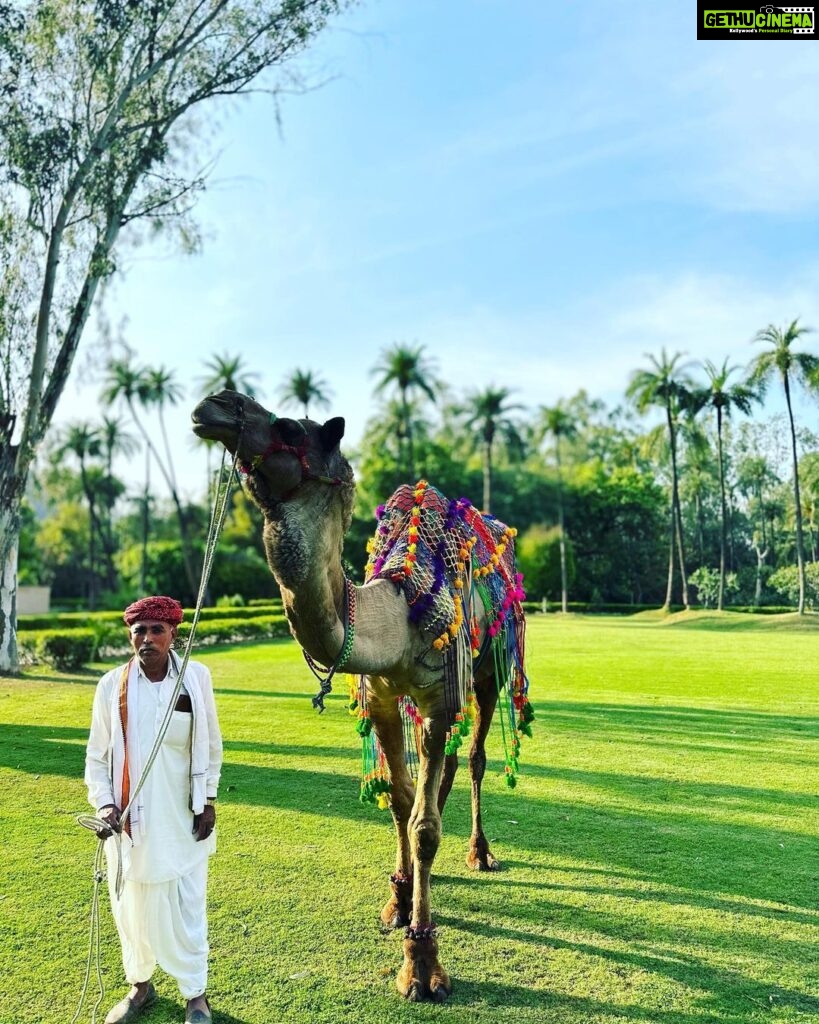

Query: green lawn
[2,613,819,1024]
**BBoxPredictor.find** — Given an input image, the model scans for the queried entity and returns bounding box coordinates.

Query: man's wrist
[206,797,217,805]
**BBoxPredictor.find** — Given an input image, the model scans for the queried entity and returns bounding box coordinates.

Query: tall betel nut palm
[461,387,525,514]
[538,402,577,613]
[748,319,818,615]
[627,349,698,611]
[371,343,438,483]
[279,368,333,419]
[698,359,760,611]
[0,0,350,673]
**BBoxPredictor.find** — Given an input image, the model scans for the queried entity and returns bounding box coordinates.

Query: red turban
[123,596,184,626]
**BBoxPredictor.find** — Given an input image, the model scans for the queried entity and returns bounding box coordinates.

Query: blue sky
[55,0,819,498]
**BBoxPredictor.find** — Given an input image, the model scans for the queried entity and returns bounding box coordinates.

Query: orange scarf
[117,659,133,837]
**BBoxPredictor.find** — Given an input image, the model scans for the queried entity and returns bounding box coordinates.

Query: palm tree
[538,402,577,613]
[627,349,697,610]
[279,368,333,419]
[698,360,760,610]
[56,422,102,608]
[748,319,818,614]
[98,415,138,588]
[459,387,525,514]
[198,352,261,397]
[102,356,198,600]
[371,343,438,482]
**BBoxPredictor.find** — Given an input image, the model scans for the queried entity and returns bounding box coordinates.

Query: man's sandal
[104,982,157,1024]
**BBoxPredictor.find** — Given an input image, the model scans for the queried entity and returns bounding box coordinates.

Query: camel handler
[84,595,222,1024]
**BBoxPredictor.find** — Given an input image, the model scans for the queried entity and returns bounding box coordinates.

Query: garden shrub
[32,629,98,670]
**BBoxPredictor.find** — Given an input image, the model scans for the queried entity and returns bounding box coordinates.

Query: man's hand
[193,804,216,841]
[96,804,121,840]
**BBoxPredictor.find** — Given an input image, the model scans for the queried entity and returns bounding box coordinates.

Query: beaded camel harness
[351,480,534,806]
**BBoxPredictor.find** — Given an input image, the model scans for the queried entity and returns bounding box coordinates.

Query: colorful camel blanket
[352,480,533,804]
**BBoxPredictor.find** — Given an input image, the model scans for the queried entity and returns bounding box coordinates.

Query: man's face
[128,619,176,671]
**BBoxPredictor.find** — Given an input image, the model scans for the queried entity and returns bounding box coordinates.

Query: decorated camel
[191,390,533,1002]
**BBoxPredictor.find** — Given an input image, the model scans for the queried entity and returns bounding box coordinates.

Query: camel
[191,390,533,1002]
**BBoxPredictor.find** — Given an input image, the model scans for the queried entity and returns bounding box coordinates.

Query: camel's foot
[380,873,412,929]
[466,836,500,872]
[396,931,451,1003]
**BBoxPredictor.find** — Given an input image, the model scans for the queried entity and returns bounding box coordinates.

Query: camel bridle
[236,403,343,498]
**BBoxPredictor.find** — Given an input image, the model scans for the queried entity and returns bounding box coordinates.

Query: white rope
[71,446,239,1024]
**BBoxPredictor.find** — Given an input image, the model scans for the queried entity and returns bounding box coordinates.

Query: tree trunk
[667,407,689,609]
[140,447,151,593]
[556,439,568,613]
[0,506,20,675]
[716,407,727,612]
[664,502,675,610]
[482,441,492,512]
[784,376,806,614]
[752,543,767,608]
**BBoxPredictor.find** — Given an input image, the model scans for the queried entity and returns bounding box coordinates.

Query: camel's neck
[261,494,417,680]
[262,498,346,667]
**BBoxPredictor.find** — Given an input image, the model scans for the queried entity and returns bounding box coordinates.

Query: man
[85,596,222,1024]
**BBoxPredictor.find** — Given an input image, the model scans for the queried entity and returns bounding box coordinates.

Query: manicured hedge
[19,615,292,669]
[18,628,99,670]
[17,603,284,632]
[17,610,124,631]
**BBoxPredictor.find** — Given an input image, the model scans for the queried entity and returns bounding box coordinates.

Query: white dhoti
[106,856,209,999]
[105,685,216,999]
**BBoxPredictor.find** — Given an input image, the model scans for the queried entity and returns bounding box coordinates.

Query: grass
[2,612,819,1024]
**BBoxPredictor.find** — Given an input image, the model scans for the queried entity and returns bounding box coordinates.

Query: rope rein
[71,443,240,1024]
[304,575,357,712]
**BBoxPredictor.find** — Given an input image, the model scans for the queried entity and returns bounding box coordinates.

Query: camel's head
[191,389,351,513]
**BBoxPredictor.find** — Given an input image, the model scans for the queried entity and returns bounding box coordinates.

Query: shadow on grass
[439,870,819,929]
[535,701,819,742]
[452,949,819,1023]
[521,762,819,814]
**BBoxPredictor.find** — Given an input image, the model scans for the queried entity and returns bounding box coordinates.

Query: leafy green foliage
[517,524,574,602]
[22,627,98,669]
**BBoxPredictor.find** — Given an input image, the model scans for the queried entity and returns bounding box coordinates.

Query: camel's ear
[320,417,345,451]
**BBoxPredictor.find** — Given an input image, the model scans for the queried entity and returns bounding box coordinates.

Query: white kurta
[87,658,221,999]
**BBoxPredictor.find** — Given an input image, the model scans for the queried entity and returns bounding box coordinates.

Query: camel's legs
[395,707,451,1002]
[436,752,458,814]
[466,671,501,871]
[367,686,416,929]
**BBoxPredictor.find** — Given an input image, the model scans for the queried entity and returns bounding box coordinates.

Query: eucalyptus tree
[0,0,350,670]
[279,368,333,419]
[627,349,699,610]
[538,402,577,612]
[371,343,438,482]
[198,352,262,398]
[697,360,760,610]
[460,387,525,514]
[748,319,818,614]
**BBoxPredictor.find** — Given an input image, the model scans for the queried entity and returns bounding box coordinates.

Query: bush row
[521,600,798,615]
[17,602,284,632]
[18,615,292,670]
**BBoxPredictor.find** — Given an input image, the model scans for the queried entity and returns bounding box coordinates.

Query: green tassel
[505,773,517,789]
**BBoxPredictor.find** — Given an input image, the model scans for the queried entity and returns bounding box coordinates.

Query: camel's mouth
[190,395,239,443]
